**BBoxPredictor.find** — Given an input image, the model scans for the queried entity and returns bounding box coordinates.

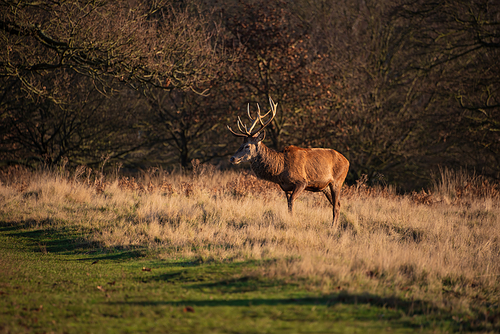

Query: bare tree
[0,0,219,98]
[0,72,148,166]
[393,0,500,180]
[142,86,228,168]
[0,0,222,167]
[220,0,338,151]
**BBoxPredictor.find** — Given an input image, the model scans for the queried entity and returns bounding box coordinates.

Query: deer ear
[256,131,266,142]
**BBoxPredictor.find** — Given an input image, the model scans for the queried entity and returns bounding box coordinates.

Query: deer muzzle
[230,156,241,165]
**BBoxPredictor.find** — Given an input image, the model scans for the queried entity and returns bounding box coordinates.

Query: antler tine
[256,103,270,126]
[259,96,277,130]
[227,125,248,137]
[246,118,260,135]
[247,115,261,134]
[248,96,277,136]
[247,103,254,120]
[237,116,247,134]
[260,98,274,118]
[255,103,269,126]
[227,97,278,137]
[227,115,253,137]
[249,102,267,127]
[269,96,278,115]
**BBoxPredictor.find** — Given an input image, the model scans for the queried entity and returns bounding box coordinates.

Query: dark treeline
[1,0,499,190]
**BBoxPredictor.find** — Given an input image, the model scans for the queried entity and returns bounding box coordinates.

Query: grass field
[0,165,499,333]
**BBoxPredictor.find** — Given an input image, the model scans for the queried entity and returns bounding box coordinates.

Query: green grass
[1,223,459,334]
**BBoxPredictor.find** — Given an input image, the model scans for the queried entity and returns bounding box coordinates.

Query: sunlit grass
[1,165,499,330]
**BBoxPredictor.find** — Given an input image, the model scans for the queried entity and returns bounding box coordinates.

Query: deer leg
[322,187,334,206]
[329,183,341,228]
[288,183,307,214]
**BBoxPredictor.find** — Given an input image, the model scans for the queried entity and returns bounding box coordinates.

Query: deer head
[228,97,277,164]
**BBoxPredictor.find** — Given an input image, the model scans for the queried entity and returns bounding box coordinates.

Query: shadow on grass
[107,293,453,331]
[1,220,93,252]
[113,266,498,332]
[0,220,153,262]
[0,220,127,256]
[138,258,281,289]
[142,271,281,293]
[108,292,420,310]
[81,249,148,261]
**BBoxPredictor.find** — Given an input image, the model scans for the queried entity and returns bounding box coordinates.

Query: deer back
[282,146,349,189]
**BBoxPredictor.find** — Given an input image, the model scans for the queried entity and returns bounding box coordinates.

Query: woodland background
[1,0,499,190]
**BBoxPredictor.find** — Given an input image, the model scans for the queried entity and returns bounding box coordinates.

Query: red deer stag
[228,97,350,227]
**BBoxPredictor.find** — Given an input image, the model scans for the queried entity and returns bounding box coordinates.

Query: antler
[227,96,278,137]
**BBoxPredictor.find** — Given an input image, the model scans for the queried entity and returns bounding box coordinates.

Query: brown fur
[232,136,349,228]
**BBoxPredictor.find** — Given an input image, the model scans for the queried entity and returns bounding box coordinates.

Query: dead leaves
[96,285,111,298]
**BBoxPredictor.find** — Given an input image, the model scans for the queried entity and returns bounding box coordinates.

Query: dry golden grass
[1,165,499,317]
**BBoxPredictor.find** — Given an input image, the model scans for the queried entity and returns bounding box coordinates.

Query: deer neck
[250,142,284,182]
